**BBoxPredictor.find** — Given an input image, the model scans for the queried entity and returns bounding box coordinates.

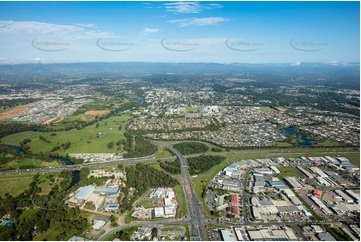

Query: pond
[129,95,145,105]
[10,146,22,154]
[283,127,313,146]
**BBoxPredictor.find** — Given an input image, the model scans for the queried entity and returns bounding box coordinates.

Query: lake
[283,127,313,146]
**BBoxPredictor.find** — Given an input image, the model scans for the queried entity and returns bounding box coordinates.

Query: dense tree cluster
[77,167,111,187]
[211,147,222,152]
[159,159,181,174]
[173,142,209,155]
[107,141,114,149]
[113,227,137,241]
[0,122,41,139]
[122,132,158,158]
[118,163,179,213]
[19,139,31,153]
[0,171,88,241]
[39,135,51,144]
[187,155,225,175]
[0,98,40,111]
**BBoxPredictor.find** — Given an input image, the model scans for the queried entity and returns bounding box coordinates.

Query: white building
[154,207,165,218]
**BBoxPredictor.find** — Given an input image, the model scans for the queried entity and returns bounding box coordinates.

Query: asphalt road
[242,169,252,225]
[98,219,189,241]
[162,143,207,241]
[0,156,173,176]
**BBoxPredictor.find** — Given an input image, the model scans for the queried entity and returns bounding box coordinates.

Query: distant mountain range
[0,62,359,89]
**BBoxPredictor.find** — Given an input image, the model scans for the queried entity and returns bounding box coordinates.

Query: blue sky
[0,1,359,64]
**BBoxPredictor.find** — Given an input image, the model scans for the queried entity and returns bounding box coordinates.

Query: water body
[53,157,80,188]
[53,156,74,165]
[10,146,22,154]
[129,95,144,105]
[69,170,80,188]
[283,127,313,146]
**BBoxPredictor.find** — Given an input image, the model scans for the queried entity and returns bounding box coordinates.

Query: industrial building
[284,177,303,190]
[93,187,119,195]
[334,190,354,203]
[220,229,236,241]
[154,207,165,218]
[105,203,119,212]
[92,220,106,230]
[253,168,274,175]
[269,166,280,174]
[309,167,328,178]
[74,186,94,202]
[246,227,298,241]
[222,180,241,191]
[252,173,265,193]
[346,190,360,203]
[68,236,91,241]
[317,232,337,241]
[233,228,245,241]
[309,195,333,215]
[268,179,287,190]
[297,166,314,178]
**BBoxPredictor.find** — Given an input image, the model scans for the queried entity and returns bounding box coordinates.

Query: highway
[2,146,358,177]
[0,156,174,176]
[162,143,207,241]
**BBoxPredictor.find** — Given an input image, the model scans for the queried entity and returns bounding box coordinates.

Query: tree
[107,141,114,149]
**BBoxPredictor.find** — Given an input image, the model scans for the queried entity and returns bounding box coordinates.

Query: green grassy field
[19,209,39,221]
[154,148,174,158]
[316,139,344,147]
[0,172,66,197]
[340,153,360,167]
[174,183,188,217]
[223,147,359,165]
[0,174,33,196]
[35,227,62,241]
[12,158,62,169]
[185,107,198,113]
[37,172,64,195]
[138,198,156,208]
[277,166,304,178]
[260,106,277,112]
[1,114,133,155]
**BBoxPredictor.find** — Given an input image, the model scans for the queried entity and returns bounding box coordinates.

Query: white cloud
[291,61,301,66]
[34,57,46,64]
[169,17,226,27]
[143,27,160,34]
[0,20,116,40]
[76,23,97,28]
[164,2,222,14]
[326,60,340,65]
